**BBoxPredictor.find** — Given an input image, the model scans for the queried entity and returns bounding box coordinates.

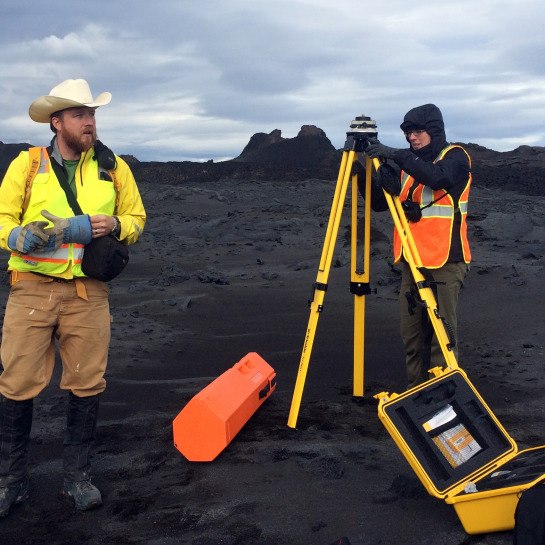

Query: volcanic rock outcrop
[0,129,544,194]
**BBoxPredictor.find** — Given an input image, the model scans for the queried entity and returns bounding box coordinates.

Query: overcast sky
[1,0,544,162]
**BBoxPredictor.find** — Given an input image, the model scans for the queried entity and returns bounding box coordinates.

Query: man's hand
[365,138,399,161]
[8,222,49,254]
[89,214,116,239]
[41,210,92,250]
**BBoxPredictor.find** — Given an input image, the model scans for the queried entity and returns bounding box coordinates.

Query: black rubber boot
[61,392,102,510]
[0,395,33,517]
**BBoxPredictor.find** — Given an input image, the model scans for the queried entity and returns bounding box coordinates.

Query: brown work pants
[0,274,111,400]
[399,262,469,389]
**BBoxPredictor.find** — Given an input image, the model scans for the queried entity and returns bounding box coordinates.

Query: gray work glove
[365,138,400,161]
[41,210,92,251]
[8,222,50,253]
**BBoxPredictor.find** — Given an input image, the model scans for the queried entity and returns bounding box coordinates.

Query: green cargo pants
[399,261,469,389]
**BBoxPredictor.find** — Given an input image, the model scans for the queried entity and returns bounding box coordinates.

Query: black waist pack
[81,235,129,282]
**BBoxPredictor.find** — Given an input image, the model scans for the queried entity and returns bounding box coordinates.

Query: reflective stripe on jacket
[393,144,472,268]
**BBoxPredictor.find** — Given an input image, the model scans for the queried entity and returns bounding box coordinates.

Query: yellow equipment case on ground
[376,366,545,534]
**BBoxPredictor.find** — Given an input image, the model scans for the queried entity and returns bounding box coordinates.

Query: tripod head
[345,115,378,152]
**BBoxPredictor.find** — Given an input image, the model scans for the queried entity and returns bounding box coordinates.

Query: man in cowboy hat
[0,79,146,516]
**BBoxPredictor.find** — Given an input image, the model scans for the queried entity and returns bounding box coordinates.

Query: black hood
[400,104,447,158]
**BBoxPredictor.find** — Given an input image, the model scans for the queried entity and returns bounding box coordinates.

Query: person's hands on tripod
[365,137,400,161]
[375,162,401,196]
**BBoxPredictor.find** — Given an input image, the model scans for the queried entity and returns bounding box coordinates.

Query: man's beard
[63,129,97,154]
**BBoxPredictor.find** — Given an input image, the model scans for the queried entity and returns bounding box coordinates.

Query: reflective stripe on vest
[15,244,85,265]
[394,144,472,268]
[37,148,49,174]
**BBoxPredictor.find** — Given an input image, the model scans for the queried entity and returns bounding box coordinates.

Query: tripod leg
[352,173,364,397]
[351,156,373,397]
[374,155,459,372]
[287,150,356,428]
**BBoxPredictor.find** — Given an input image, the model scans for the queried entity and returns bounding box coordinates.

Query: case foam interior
[383,372,512,492]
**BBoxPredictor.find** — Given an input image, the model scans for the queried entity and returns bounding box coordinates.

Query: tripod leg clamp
[350,281,376,296]
[308,282,327,309]
[436,311,456,350]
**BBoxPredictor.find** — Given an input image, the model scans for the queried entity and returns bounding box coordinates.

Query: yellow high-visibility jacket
[0,145,146,278]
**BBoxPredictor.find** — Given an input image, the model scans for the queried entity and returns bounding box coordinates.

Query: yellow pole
[351,155,373,397]
[371,157,459,370]
[287,150,356,428]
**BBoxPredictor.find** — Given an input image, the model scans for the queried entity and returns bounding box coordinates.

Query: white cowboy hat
[29,79,112,123]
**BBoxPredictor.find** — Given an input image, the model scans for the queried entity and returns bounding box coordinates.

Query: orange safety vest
[393,145,472,268]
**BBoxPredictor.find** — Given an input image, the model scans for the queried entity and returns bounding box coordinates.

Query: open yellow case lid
[375,367,518,499]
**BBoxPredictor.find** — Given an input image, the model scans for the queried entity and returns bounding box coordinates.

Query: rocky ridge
[1,127,544,194]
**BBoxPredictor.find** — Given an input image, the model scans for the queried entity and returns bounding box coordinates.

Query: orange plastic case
[173,352,276,462]
[376,367,545,534]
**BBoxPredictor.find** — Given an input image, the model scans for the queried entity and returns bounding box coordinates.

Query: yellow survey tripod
[287,115,459,429]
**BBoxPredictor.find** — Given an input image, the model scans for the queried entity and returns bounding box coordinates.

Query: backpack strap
[109,168,121,212]
[21,147,44,220]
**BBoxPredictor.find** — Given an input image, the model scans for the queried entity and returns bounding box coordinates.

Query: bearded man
[0,79,146,516]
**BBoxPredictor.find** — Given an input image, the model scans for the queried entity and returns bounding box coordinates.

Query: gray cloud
[1,0,544,161]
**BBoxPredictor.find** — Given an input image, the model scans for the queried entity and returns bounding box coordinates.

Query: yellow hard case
[376,366,545,534]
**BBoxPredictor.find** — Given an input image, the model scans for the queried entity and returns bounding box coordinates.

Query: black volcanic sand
[1,178,545,545]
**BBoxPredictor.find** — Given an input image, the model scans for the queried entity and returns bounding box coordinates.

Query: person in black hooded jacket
[361,104,471,389]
